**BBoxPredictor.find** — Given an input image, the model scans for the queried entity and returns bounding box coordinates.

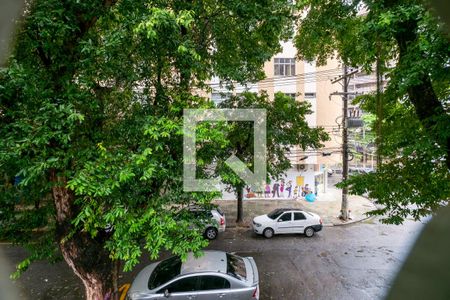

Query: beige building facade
[207,41,345,198]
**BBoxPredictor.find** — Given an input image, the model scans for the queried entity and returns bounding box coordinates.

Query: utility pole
[330,66,358,221]
[342,65,349,220]
[375,53,383,169]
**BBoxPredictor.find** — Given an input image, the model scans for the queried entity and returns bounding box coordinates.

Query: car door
[157,276,199,300]
[275,212,292,234]
[195,275,232,300]
[291,212,308,233]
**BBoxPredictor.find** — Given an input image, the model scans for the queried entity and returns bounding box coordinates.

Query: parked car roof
[180,251,227,275]
[271,208,303,212]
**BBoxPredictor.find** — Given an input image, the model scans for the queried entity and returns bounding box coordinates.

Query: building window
[304,92,316,99]
[348,107,362,118]
[274,58,295,76]
[284,93,296,100]
[211,92,231,106]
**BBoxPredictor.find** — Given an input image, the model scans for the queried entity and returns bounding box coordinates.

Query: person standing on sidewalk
[304,184,310,195]
[314,178,319,196]
[272,182,279,198]
[265,183,271,198]
[286,180,292,198]
[280,180,285,198]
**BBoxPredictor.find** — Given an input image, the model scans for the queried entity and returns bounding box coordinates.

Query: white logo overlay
[183,109,267,192]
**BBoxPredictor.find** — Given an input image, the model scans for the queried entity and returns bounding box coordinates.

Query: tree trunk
[59,235,115,300]
[236,186,244,225]
[112,260,120,300]
[392,13,450,169]
[50,170,115,300]
[36,2,120,298]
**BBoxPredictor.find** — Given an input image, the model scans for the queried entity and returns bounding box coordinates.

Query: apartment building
[345,70,388,171]
[206,41,346,198]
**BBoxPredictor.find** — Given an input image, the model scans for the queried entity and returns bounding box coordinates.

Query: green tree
[294,0,450,223]
[217,92,328,224]
[0,0,293,298]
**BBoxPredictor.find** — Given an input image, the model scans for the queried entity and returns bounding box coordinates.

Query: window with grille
[284,93,296,100]
[211,92,231,106]
[348,107,362,118]
[274,58,295,76]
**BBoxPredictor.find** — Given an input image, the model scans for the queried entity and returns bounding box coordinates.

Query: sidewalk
[213,187,377,228]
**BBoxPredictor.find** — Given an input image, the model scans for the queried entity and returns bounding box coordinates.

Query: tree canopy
[294,0,450,223]
[217,92,328,222]
[0,0,294,298]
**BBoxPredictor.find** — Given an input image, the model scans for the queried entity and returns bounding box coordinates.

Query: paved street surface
[217,220,424,300]
[0,219,425,300]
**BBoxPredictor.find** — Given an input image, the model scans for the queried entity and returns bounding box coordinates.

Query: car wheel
[304,227,315,237]
[204,227,218,240]
[263,228,274,239]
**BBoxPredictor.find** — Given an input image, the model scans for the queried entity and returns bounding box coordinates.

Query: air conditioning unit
[297,164,306,171]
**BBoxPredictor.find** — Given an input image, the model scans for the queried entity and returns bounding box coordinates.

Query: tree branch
[394,17,450,169]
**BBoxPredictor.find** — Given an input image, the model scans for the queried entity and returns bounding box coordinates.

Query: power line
[209,67,342,85]
[207,68,343,90]
[288,147,343,152]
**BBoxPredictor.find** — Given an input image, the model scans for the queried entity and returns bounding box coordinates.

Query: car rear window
[148,256,182,289]
[191,210,212,219]
[294,212,306,220]
[226,253,246,280]
[215,206,224,216]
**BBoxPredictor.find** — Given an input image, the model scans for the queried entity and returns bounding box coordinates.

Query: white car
[252,208,323,238]
[127,251,259,300]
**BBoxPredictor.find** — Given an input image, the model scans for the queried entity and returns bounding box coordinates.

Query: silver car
[186,205,226,240]
[127,250,259,300]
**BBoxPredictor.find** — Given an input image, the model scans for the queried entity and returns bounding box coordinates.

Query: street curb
[226,225,247,229]
[329,197,378,226]
[330,215,376,226]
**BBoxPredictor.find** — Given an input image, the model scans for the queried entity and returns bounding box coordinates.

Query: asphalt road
[215,219,424,300]
[0,219,425,300]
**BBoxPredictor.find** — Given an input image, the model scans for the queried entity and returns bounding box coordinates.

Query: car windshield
[267,209,285,220]
[148,256,182,290]
[226,253,247,280]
